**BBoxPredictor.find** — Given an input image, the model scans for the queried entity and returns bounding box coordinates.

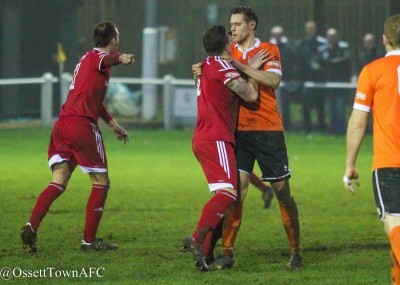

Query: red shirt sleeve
[100,52,121,69]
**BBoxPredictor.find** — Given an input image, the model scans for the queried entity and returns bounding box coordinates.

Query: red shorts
[192,139,237,192]
[48,116,108,173]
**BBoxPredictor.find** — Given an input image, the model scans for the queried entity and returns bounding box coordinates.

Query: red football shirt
[193,56,241,143]
[60,48,112,122]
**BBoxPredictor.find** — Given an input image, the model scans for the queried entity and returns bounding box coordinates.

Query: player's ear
[249,20,256,31]
[382,34,387,46]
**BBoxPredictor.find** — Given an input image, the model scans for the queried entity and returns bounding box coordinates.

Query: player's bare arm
[231,58,281,89]
[343,109,368,193]
[227,77,258,103]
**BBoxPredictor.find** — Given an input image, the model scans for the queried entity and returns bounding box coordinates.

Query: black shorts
[235,131,291,182]
[373,168,400,220]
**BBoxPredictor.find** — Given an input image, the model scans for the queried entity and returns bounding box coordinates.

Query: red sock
[29,182,65,232]
[83,184,109,243]
[193,190,236,244]
[202,219,223,259]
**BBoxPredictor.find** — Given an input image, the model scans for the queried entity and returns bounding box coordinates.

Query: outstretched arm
[102,53,135,68]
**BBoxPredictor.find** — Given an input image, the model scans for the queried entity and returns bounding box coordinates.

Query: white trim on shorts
[238,169,251,176]
[79,166,107,173]
[91,123,105,163]
[374,170,386,220]
[216,141,231,179]
[48,154,107,173]
[373,169,400,220]
[48,154,68,169]
[208,183,234,193]
[238,169,292,181]
[262,171,292,181]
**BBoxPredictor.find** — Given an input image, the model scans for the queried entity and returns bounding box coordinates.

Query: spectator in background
[270,25,299,131]
[295,21,328,133]
[357,33,380,75]
[320,28,351,135]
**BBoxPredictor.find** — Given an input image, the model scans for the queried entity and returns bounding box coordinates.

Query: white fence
[0,73,58,126]
[0,73,357,130]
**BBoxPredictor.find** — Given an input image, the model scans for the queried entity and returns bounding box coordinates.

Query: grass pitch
[0,127,390,284]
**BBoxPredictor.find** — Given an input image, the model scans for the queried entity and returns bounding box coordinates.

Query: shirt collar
[385,50,400,57]
[234,38,261,51]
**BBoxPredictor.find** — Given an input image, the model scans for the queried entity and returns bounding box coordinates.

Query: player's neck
[220,50,230,60]
[98,46,115,54]
[386,45,400,52]
[238,34,256,50]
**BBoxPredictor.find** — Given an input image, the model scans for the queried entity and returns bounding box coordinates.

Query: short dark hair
[93,22,118,47]
[384,14,400,48]
[203,25,229,55]
[231,6,258,30]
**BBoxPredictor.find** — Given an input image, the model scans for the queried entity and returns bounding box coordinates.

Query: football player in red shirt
[182,25,258,271]
[20,22,134,252]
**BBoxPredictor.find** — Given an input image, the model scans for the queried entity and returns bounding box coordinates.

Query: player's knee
[52,163,72,186]
[90,172,110,186]
[383,215,400,235]
[271,180,290,194]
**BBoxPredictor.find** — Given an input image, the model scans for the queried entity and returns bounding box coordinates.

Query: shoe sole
[20,231,37,253]
[182,237,208,271]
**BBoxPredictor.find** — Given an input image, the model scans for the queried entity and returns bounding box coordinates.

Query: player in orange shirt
[343,14,400,284]
[194,6,302,270]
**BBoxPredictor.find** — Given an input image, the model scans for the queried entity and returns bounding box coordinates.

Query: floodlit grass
[0,127,390,284]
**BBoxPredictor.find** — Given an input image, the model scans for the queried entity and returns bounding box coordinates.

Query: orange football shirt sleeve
[354,66,374,112]
[262,45,282,76]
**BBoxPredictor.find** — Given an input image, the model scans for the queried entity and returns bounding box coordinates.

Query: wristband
[343,175,355,194]
[342,175,352,184]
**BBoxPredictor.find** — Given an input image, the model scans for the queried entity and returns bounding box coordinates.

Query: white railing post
[163,74,175,130]
[141,27,159,120]
[40,72,54,126]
